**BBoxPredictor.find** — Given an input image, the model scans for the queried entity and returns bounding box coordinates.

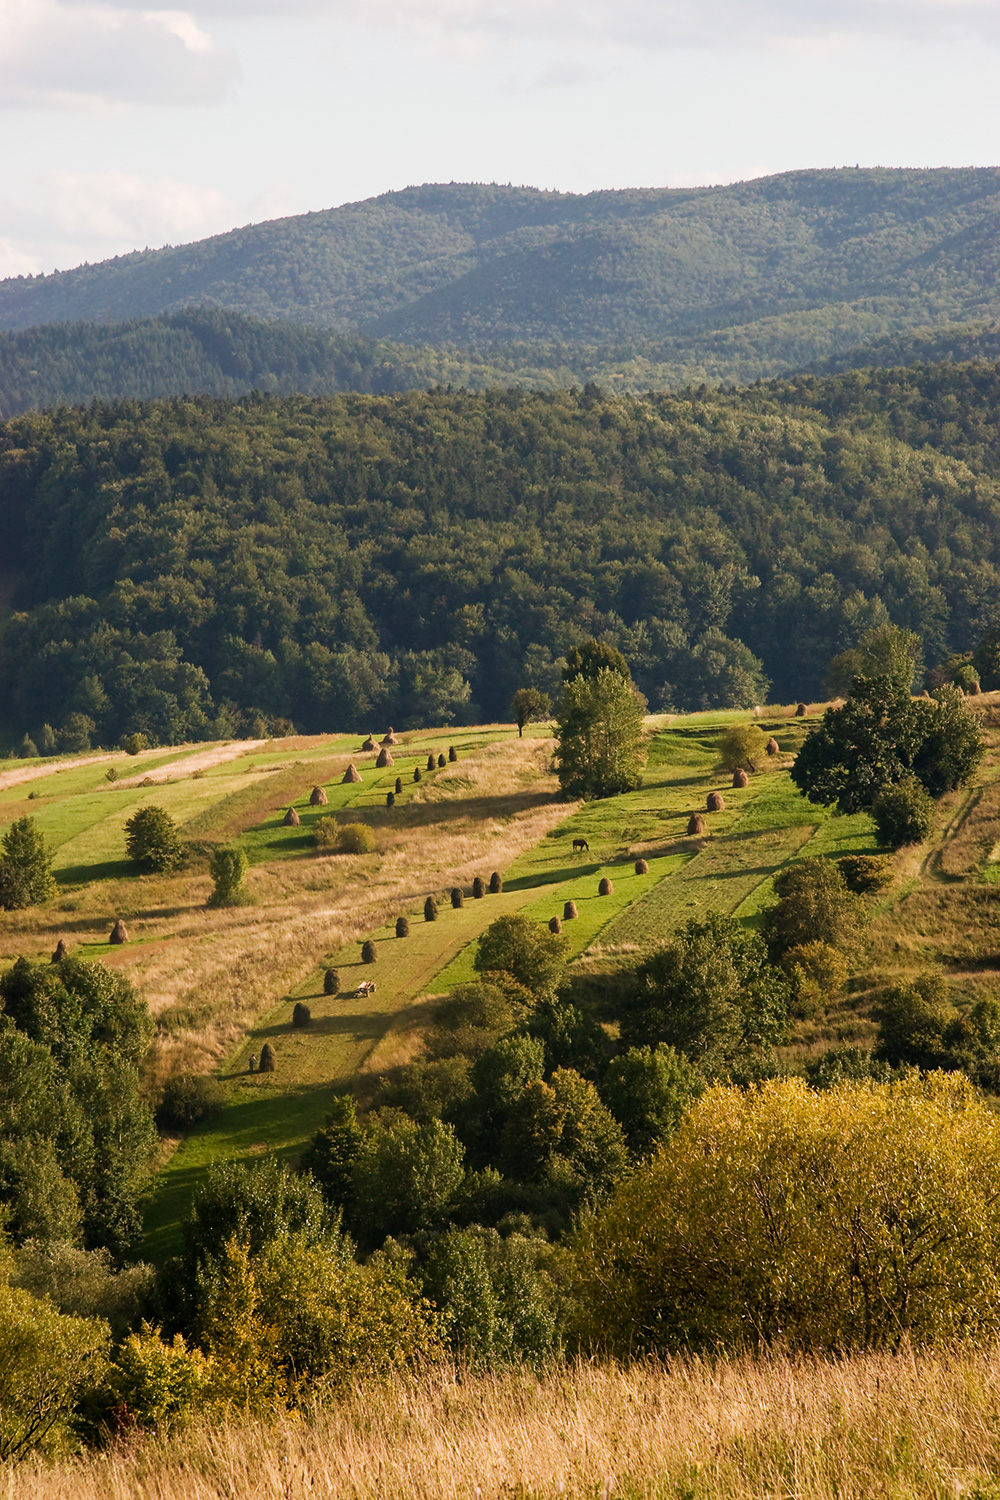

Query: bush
[837,853,893,894]
[572,1075,1000,1355]
[103,1325,210,1434]
[207,845,252,907]
[316,821,376,854]
[761,857,866,957]
[782,940,849,1016]
[105,766,118,782]
[361,939,377,964]
[350,1115,466,1250]
[120,733,151,756]
[474,914,568,994]
[872,777,934,849]
[717,723,768,773]
[125,806,184,873]
[292,1002,311,1029]
[158,1074,225,1131]
[0,816,55,910]
[323,968,339,995]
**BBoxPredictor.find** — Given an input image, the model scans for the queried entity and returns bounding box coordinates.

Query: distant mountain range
[7,168,1000,410]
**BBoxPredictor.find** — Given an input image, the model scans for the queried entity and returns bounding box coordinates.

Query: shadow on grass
[56,859,133,885]
[246,1009,387,1043]
[505,862,600,891]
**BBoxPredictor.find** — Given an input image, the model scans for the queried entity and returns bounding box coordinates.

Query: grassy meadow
[2,697,1000,1264]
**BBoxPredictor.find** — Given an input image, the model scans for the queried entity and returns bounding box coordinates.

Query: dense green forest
[9,309,1000,418]
[7,170,1000,390]
[2,358,1000,746]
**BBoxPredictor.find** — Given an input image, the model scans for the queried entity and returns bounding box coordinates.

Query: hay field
[13,1347,1000,1499]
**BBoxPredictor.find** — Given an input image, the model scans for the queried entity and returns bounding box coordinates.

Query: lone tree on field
[474,913,568,994]
[208,845,252,908]
[825,623,923,699]
[717,723,767,774]
[125,806,184,873]
[555,661,647,800]
[510,687,552,737]
[0,816,55,910]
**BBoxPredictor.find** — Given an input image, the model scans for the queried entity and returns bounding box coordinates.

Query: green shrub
[125,806,184,873]
[158,1074,225,1131]
[717,723,768,773]
[837,853,893,894]
[103,1324,210,1434]
[207,845,252,907]
[105,766,118,782]
[872,777,934,848]
[0,816,55,910]
[335,822,376,854]
[761,857,866,957]
[120,733,151,755]
[474,914,567,994]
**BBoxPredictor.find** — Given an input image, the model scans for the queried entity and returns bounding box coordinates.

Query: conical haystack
[309,786,328,806]
[549,916,562,934]
[707,792,725,812]
[381,727,400,745]
[427,754,437,771]
[563,900,578,920]
[489,871,502,894]
[376,747,394,769]
[51,938,68,963]
[598,877,614,896]
[766,737,779,756]
[634,858,649,875]
[687,813,706,836]
[258,1042,276,1072]
[732,768,749,788]
[472,877,485,899]
[342,764,362,784]
[283,806,301,826]
[109,919,129,945]
[795,702,807,716]
[362,736,377,751]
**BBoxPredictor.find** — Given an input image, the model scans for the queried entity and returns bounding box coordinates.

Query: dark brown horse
[572,838,590,852]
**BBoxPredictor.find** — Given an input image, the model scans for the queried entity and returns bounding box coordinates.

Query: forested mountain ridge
[2,360,1000,749]
[7,169,1000,380]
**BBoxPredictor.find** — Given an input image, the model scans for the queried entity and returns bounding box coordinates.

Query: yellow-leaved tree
[572,1074,1000,1354]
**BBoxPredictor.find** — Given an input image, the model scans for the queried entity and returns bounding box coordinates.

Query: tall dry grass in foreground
[16,1351,1000,1499]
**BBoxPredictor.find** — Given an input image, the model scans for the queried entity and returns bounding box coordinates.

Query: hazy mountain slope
[6,169,1000,354]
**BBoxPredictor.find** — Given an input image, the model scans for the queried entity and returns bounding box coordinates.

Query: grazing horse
[572,838,590,852]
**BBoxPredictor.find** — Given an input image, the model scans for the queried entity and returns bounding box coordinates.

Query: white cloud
[0,0,236,108]
[0,170,245,274]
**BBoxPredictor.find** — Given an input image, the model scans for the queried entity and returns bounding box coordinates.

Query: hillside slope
[6,170,1000,368]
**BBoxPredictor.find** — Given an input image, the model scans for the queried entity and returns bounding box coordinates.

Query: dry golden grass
[19,1348,1000,1498]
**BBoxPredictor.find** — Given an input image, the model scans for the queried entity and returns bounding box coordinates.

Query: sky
[3,0,1000,279]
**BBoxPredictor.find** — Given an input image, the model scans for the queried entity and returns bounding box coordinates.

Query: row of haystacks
[280,741,460,824]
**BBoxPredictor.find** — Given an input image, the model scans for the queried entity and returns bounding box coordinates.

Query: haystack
[258,1042,276,1073]
[598,877,613,896]
[413,767,422,783]
[382,728,400,745]
[395,777,403,794]
[386,792,395,808]
[732,768,749,789]
[472,876,485,899]
[795,702,807,716]
[427,754,437,771]
[323,968,340,995]
[448,746,457,763]
[109,919,129,945]
[51,938,68,963]
[283,807,301,826]
[361,939,377,964]
[489,871,502,894]
[634,858,649,875]
[451,887,464,909]
[362,736,377,751]
[707,792,725,812]
[563,900,578,920]
[342,764,362,784]
[549,916,562,934]
[376,747,394,768]
[396,916,410,938]
[437,754,447,768]
[424,896,438,922]
[687,813,706,836]
[309,786,328,806]
[766,737,779,756]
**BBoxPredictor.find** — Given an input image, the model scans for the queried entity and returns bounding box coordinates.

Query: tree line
[5,362,1000,748]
